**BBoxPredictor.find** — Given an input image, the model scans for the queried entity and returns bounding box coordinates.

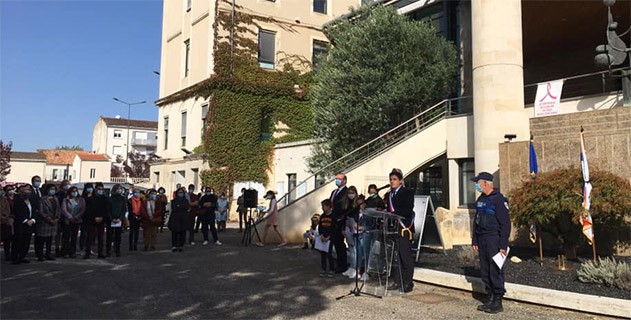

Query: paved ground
[0,223,616,319]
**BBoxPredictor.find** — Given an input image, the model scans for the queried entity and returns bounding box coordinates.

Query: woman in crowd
[169,187,190,252]
[61,186,85,258]
[35,184,60,261]
[84,182,109,259]
[107,184,126,257]
[128,188,143,251]
[199,187,221,246]
[157,187,168,233]
[257,190,287,247]
[140,189,162,251]
[55,179,71,257]
[342,186,361,278]
[1,185,15,261]
[79,183,94,253]
[216,192,229,232]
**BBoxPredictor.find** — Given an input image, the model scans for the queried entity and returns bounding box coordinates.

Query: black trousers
[201,214,218,242]
[320,241,335,271]
[188,217,196,243]
[129,217,141,249]
[194,216,202,232]
[478,234,506,295]
[12,228,33,262]
[238,209,247,232]
[1,224,13,261]
[106,227,122,255]
[398,233,415,287]
[171,231,186,248]
[79,221,89,251]
[62,223,80,256]
[86,222,105,256]
[332,230,347,272]
[35,236,53,258]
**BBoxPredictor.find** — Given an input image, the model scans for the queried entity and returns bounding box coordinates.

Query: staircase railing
[277,96,470,207]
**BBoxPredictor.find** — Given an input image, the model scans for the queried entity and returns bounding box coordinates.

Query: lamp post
[112,98,147,170]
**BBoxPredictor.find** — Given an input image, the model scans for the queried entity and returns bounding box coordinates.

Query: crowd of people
[0,176,239,264]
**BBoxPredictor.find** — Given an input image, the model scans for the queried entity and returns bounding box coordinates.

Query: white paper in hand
[314,236,330,253]
[111,220,122,228]
[492,247,510,269]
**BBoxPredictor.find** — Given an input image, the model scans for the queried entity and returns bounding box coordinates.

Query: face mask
[149,194,157,200]
[96,190,105,196]
[117,189,124,195]
[63,185,70,190]
[348,193,356,200]
[177,192,185,198]
[33,181,41,188]
[133,192,140,198]
[22,192,32,200]
[210,191,214,195]
[188,189,194,193]
[70,191,78,197]
[474,183,483,193]
[7,190,16,195]
[335,179,342,187]
[206,191,212,196]
[86,188,94,194]
[159,190,164,195]
[48,189,57,196]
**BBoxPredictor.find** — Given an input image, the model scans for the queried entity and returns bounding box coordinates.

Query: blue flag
[529,135,538,178]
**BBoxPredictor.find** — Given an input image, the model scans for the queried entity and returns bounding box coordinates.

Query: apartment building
[92,116,158,163]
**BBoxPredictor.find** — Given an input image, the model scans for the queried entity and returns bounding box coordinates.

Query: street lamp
[112,97,147,169]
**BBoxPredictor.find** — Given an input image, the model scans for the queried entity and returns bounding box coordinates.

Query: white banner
[534,80,564,117]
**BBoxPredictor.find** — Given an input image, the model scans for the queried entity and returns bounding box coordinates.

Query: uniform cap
[471,172,494,182]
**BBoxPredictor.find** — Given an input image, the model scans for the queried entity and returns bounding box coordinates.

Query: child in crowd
[302,213,320,249]
[318,199,335,277]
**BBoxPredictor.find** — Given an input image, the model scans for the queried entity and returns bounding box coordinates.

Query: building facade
[3,152,47,184]
[92,116,158,163]
[152,0,362,197]
[37,150,110,183]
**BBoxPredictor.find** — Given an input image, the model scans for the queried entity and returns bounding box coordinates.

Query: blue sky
[0,0,163,152]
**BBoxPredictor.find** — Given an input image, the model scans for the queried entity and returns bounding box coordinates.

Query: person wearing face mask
[342,186,361,278]
[30,176,43,218]
[329,172,348,273]
[156,187,168,233]
[471,172,510,314]
[199,187,222,246]
[1,185,15,261]
[83,183,109,259]
[35,184,61,261]
[54,179,71,257]
[216,192,229,232]
[256,190,287,247]
[60,186,86,258]
[107,184,127,257]
[168,187,190,252]
[140,189,163,251]
[79,183,94,253]
[11,184,37,264]
[384,168,415,293]
[365,184,385,210]
[186,184,200,246]
[128,188,143,251]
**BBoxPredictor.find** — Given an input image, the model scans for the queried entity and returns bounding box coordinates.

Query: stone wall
[499,107,631,255]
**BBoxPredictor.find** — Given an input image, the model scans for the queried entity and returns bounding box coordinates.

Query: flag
[529,133,538,243]
[579,128,594,245]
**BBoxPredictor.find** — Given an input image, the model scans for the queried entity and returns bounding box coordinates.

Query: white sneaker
[203,241,209,245]
[190,242,196,246]
[277,242,288,247]
[342,268,353,277]
[347,269,358,279]
[215,241,223,246]
[360,273,369,281]
[255,242,264,247]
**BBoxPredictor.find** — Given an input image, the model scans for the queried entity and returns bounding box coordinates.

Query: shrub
[577,257,631,290]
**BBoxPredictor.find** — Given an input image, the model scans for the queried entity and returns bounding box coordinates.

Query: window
[184,39,191,77]
[459,159,475,207]
[186,0,191,11]
[201,104,209,134]
[313,0,327,14]
[113,130,122,139]
[192,168,199,189]
[164,116,169,150]
[135,131,147,139]
[113,146,122,155]
[287,173,297,202]
[154,171,160,183]
[52,169,59,180]
[63,169,68,180]
[258,30,275,69]
[90,168,96,179]
[312,40,328,69]
[181,111,187,147]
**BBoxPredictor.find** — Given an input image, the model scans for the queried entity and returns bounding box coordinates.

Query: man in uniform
[471,172,511,314]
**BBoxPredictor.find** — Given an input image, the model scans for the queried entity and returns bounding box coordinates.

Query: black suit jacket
[12,197,37,234]
[384,186,415,229]
[31,187,42,216]
[329,186,348,220]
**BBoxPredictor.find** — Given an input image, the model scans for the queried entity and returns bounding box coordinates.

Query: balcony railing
[110,177,150,184]
[131,138,157,146]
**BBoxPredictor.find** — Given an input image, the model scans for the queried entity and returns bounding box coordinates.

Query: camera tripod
[336,232,382,300]
[241,207,261,246]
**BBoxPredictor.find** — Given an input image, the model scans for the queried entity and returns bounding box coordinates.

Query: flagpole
[591,231,597,262]
[539,232,544,266]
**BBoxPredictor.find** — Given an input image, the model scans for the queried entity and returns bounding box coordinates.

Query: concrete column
[471,0,529,178]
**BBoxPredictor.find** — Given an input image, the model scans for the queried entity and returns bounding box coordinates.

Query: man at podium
[384,168,415,293]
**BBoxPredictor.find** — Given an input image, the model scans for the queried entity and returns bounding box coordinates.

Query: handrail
[276,96,470,208]
[523,67,630,88]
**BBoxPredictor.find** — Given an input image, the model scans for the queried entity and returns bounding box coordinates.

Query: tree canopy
[308,4,458,172]
[0,140,12,181]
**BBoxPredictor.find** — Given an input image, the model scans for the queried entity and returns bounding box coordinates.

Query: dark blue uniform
[472,189,511,296]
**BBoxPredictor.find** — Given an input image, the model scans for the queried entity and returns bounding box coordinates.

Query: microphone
[376,184,390,191]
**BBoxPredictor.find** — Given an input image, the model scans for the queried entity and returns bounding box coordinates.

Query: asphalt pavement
[0,223,614,319]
